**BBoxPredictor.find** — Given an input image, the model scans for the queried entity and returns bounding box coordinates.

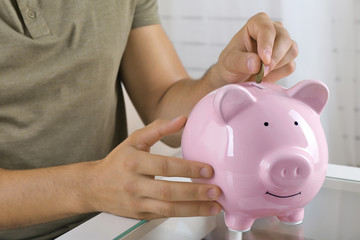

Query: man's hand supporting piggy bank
[181,80,329,232]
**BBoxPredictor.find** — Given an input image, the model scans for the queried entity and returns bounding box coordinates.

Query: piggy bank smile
[265,191,301,198]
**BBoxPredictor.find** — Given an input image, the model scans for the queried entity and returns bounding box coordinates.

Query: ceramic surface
[181,80,329,232]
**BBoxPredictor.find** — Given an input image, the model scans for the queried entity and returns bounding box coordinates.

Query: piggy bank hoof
[277,208,304,225]
[281,220,303,225]
[224,213,254,232]
[228,227,251,233]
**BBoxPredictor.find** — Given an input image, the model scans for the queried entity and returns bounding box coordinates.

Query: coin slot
[250,82,265,89]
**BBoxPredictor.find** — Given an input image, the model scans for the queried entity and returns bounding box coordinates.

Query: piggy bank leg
[277,208,304,225]
[224,212,254,232]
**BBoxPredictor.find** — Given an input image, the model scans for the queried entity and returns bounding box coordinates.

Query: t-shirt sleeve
[132,0,161,29]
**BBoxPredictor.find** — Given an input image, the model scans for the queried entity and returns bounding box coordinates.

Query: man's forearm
[0,161,97,230]
[155,65,221,118]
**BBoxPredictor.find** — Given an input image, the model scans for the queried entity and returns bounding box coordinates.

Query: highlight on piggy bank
[181,80,329,232]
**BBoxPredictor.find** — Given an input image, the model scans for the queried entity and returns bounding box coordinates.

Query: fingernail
[247,57,255,72]
[264,65,270,76]
[200,167,211,178]
[207,188,218,199]
[264,49,272,63]
[210,205,220,215]
[171,115,183,123]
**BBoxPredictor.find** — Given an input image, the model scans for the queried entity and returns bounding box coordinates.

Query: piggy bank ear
[214,84,256,123]
[287,80,329,115]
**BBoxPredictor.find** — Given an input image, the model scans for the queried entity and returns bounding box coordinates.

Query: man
[0,0,297,239]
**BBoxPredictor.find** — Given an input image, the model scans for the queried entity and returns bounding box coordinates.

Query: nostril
[261,149,313,189]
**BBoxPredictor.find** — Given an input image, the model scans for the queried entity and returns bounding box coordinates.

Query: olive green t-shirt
[0,0,160,239]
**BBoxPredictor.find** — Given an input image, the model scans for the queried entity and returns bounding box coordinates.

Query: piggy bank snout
[262,150,312,189]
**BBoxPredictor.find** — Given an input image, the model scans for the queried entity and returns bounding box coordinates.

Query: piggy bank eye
[294,121,299,126]
[264,122,269,127]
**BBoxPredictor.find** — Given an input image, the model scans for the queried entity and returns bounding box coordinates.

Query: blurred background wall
[124,0,360,167]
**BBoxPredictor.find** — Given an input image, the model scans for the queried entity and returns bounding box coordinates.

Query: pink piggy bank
[181,80,329,232]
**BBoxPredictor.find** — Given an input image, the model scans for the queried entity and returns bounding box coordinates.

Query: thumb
[220,50,261,83]
[127,116,187,151]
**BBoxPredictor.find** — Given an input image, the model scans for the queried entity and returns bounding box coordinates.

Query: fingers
[215,12,297,84]
[101,116,224,220]
[139,198,222,218]
[127,116,187,151]
[267,23,296,73]
[131,178,222,202]
[262,61,296,83]
[131,152,213,178]
[246,12,276,65]
[271,40,298,71]
[245,13,296,79]
[222,50,261,77]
